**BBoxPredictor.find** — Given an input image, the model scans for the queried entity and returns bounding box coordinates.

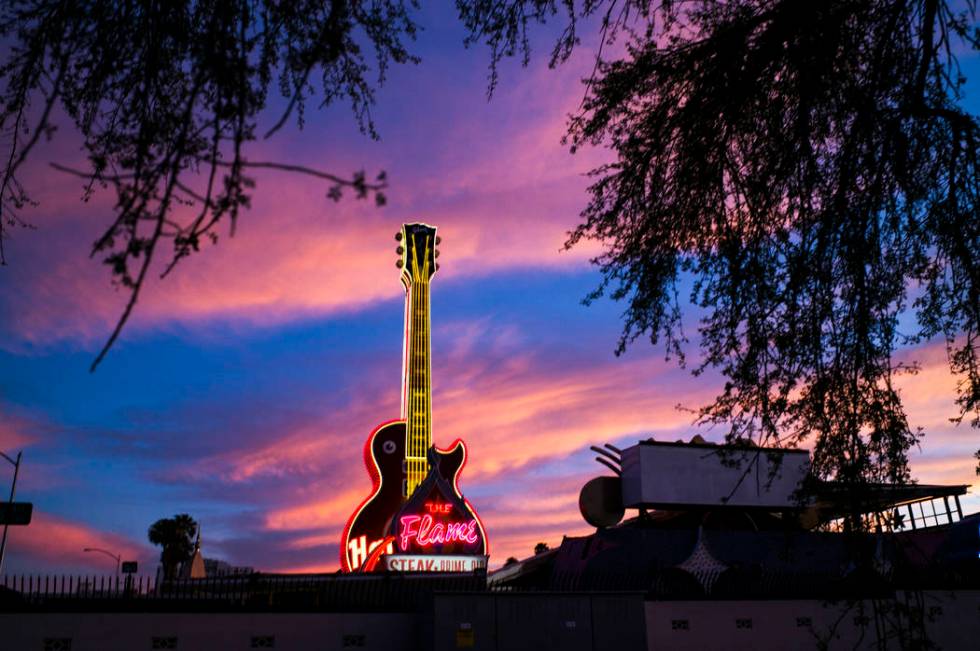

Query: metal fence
[1,572,488,612]
[3,564,977,613]
[3,573,156,599]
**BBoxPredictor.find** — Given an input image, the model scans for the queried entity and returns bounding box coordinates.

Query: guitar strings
[412,233,420,493]
[406,233,433,497]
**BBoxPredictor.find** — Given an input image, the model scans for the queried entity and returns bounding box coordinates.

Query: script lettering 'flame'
[398,514,479,551]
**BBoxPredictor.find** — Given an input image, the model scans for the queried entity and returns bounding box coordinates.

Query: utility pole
[0,450,23,576]
[83,547,122,575]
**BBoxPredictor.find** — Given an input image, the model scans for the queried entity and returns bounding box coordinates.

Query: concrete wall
[432,593,646,651]
[1,612,417,651]
[645,591,980,650]
[4,591,976,650]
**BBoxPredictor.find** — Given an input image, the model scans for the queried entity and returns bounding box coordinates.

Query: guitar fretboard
[404,232,433,496]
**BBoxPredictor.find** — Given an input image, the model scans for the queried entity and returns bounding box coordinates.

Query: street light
[83,547,121,574]
[0,450,22,576]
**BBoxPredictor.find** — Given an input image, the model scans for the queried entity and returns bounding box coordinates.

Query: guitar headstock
[395,223,441,284]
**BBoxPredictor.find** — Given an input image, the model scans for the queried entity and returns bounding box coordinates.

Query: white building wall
[1,612,417,651]
[645,591,980,650]
[4,590,977,650]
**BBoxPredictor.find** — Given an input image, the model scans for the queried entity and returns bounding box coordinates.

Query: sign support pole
[0,450,22,576]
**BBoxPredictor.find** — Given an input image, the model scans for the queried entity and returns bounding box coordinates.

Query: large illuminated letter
[398,515,421,550]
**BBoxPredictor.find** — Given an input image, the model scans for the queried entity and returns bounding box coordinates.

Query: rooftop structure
[495,436,976,597]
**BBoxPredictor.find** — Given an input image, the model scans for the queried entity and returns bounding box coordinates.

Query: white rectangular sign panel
[621,441,811,509]
[385,554,487,573]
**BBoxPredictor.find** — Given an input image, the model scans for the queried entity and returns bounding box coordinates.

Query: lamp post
[83,547,121,575]
[0,450,22,576]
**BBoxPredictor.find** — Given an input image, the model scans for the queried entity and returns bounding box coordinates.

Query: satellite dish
[579,476,625,528]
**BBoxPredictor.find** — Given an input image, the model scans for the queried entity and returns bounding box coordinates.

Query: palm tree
[148,514,197,580]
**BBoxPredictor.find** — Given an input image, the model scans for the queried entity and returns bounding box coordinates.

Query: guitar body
[340,419,470,571]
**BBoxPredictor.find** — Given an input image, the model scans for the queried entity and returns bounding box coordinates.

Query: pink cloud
[429,354,707,479]
[233,344,706,571]
[893,342,978,493]
[1,47,609,350]
[22,334,970,576]
[265,486,368,536]
[4,512,151,575]
[192,343,702,495]
[0,408,37,451]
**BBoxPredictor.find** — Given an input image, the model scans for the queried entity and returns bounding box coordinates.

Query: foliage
[2,1,977,485]
[0,1,419,369]
[459,0,980,487]
[147,513,198,580]
[534,541,550,554]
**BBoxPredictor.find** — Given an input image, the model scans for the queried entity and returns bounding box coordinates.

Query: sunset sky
[1,6,977,576]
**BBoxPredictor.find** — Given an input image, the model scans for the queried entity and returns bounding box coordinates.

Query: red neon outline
[341,435,490,570]
[433,438,490,557]
[399,280,411,419]
[361,535,396,573]
[339,418,404,572]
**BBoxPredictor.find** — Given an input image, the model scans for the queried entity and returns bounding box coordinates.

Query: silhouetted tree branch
[459,0,980,489]
[0,1,419,369]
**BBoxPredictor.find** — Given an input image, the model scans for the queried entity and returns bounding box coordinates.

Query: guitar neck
[403,233,434,496]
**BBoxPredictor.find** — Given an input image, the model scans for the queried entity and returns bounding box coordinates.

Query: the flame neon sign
[397,501,480,551]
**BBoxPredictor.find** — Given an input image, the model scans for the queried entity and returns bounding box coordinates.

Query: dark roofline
[636,439,810,454]
[815,482,969,502]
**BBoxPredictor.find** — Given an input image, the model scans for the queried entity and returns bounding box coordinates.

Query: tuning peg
[435,236,441,245]
[396,246,404,255]
[395,232,403,241]
[434,249,440,258]
[396,259,403,268]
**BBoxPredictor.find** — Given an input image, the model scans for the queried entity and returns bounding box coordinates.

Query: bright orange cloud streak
[233,352,703,517]
[1,54,609,349]
[430,355,706,479]
[245,346,707,571]
[894,342,978,498]
[252,338,979,572]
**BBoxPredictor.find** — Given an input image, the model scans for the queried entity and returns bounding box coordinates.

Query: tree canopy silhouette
[2,2,978,489]
[458,0,980,486]
[147,513,197,580]
[0,0,418,369]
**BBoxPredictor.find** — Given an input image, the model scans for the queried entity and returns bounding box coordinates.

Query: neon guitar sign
[340,223,488,571]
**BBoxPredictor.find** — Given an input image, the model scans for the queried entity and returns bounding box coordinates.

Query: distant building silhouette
[179,529,206,580]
